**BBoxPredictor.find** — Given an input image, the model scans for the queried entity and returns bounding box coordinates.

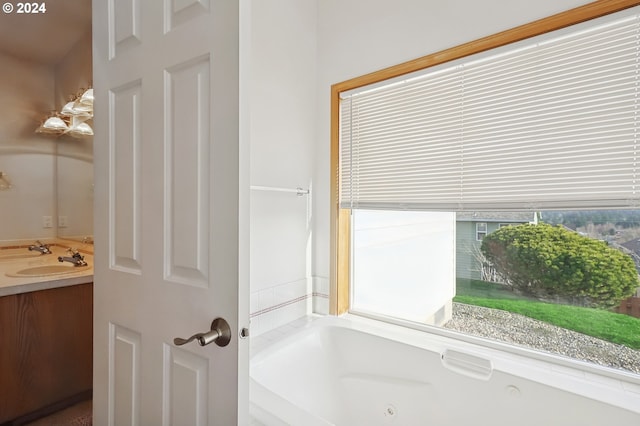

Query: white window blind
[340,9,640,211]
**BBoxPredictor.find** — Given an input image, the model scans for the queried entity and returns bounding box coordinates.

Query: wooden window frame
[329,0,640,315]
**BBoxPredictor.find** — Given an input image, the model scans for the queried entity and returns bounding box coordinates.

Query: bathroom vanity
[0,241,93,424]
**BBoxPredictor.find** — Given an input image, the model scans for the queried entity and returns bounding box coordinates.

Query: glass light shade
[37,116,68,133]
[60,101,78,116]
[43,116,68,130]
[60,100,92,118]
[68,121,94,137]
[72,101,93,117]
[78,88,93,106]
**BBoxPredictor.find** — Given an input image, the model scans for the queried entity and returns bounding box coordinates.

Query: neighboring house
[456,212,538,281]
[620,237,640,260]
[617,238,640,279]
[618,238,640,312]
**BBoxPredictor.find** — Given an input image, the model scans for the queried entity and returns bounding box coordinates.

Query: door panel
[93,1,247,425]
[163,346,209,426]
[164,56,210,286]
[108,0,141,59]
[109,80,142,272]
[167,0,211,32]
[109,324,141,426]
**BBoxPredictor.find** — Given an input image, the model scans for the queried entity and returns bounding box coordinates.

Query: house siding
[456,221,509,281]
[456,221,478,280]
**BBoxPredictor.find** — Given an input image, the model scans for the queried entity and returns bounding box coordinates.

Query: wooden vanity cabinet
[0,283,92,424]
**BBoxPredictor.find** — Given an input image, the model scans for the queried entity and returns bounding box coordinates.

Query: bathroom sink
[6,264,89,278]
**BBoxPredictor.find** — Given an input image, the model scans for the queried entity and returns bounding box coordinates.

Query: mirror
[0,1,92,243]
[54,27,93,241]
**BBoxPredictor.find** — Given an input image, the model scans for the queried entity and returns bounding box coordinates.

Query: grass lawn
[455,279,640,350]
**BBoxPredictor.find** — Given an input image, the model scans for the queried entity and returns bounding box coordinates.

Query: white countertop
[0,241,94,297]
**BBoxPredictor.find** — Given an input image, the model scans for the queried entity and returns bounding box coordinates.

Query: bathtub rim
[348,308,640,383]
[250,313,640,416]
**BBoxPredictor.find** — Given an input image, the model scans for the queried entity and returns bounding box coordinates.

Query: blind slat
[340,9,640,211]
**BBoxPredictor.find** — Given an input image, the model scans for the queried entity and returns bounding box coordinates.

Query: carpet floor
[24,400,91,426]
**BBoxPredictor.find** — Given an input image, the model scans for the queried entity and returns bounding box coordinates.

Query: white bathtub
[250,315,640,426]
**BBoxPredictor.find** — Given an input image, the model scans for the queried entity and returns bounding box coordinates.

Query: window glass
[352,209,640,375]
[475,223,487,241]
[341,6,640,376]
[351,210,455,323]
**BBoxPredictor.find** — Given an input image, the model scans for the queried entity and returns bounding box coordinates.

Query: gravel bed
[443,302,640,375]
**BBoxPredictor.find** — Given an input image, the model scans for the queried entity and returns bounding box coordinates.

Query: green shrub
[480,223,638,308]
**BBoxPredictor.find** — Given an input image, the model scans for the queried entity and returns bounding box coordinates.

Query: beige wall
[0,52,56,241]
[54,29,92,111]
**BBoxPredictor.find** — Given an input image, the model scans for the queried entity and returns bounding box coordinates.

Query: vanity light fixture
[36,87,94,137]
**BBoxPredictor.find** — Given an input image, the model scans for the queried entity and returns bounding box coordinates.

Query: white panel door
[92,0,249,425]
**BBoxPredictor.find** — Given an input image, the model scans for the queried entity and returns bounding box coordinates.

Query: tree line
[541,210,640,230]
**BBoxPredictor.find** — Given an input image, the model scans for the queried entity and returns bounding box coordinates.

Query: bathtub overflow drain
[383,404,397,421]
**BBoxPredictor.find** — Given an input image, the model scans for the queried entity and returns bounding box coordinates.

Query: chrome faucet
[28,240,51,255]
[58,249,88,267]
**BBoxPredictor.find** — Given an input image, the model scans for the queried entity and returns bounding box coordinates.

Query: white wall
[0,52,56,242]
[312,0,595,289]
[249,0,317,335]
